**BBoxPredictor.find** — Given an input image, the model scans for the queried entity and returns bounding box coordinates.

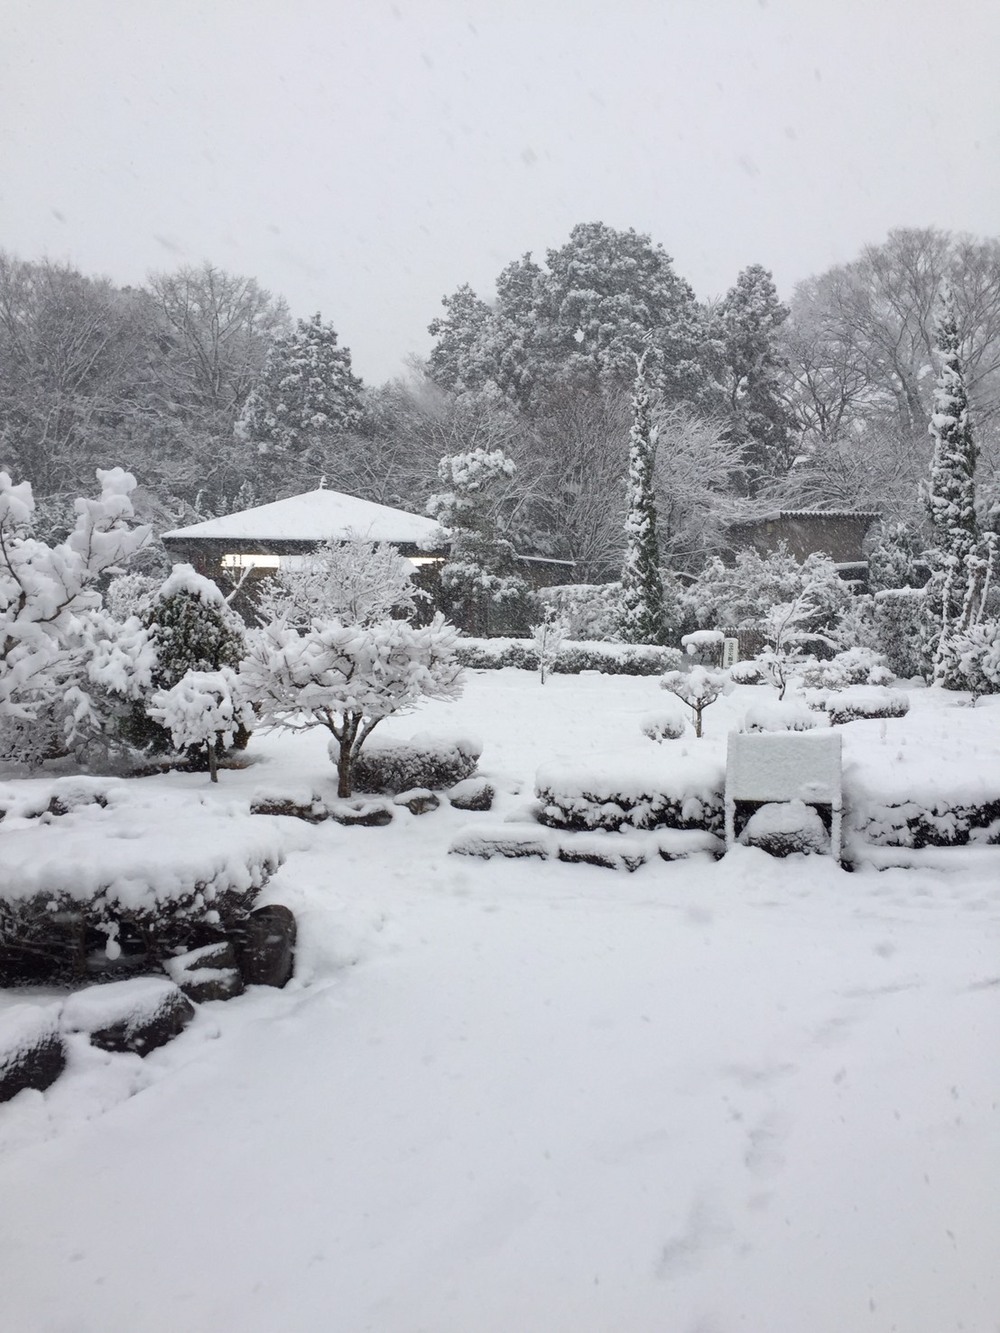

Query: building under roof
[161,486,445,570]
[726,509,881,573]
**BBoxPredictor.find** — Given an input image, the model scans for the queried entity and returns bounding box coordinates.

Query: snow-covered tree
[0,468,152,764]
[934,620,1000,700]
[428,448,534,635]
[253,538,420,629]
[240,614,464,797]
[131,564,246,755]
[426,222,709,413]
[149,666,253,781]
[531,603,569,684]
[659,665,731,737]
[617,356,666,644]
[923,300,984,679]
[867,521,924,592]
[238,312,363,471]
[713,264,795,492]
[684,546,850,636]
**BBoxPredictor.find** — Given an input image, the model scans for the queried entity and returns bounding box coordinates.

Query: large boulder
[0,1005,65,1103]
[236,905,296,988]
[164,942,244,1002]
[62,977,195,1055]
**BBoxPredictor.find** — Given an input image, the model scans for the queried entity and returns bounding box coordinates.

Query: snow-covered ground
[1,671,999,1333]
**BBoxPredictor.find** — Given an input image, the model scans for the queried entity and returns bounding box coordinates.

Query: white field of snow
[0,670,999,1333]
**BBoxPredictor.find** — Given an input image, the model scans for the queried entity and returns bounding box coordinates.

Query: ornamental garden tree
[240,613,464,798]
[253,537,419,629]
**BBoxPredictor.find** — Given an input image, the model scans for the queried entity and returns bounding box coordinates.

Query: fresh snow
[0,670,998,1333]
[161,486,442,546]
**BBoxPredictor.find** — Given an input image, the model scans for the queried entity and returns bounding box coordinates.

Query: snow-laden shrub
[129,564,247,758]
[333,733,482,795]
[536,753,725,834]
[0,811,284,982]
[453,638,684,676]
[681,629,725,665]
[148,667,254,782]
[0,469,153,769]
[660,665,732,737]
[933,620,1000,699]
[683,547,851,636]
[252,537,421,628]
[640,711,687,743]
[740,801,829,857]
[728,659,766,685]
[825,687,910,725]
[798,647,894,691]
[538,584,621,641]
[743,700,818,733]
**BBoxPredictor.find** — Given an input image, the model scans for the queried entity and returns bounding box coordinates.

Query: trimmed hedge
[332,733,482,794]
[536,756,725,834]
[455,637,685,676]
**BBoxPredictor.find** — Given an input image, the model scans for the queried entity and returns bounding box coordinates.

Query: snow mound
[740,801,830,856]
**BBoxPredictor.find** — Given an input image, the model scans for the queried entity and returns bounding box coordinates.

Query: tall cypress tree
[923,299,980,671]
[617,354,666,644]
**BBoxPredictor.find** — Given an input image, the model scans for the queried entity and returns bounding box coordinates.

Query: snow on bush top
[682,629,725,654]
[536,750,724,804]
[155,563,227,606]
[0,809,287,911]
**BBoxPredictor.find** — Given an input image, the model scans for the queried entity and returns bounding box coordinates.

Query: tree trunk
[208,742,218,783]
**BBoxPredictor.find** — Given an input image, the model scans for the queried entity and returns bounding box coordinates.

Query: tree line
[2,223,999,580]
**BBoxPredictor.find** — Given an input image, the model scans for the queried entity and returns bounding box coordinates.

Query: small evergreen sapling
[531,604,569,683]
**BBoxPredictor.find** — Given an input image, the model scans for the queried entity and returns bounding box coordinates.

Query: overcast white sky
[2,0,999,383]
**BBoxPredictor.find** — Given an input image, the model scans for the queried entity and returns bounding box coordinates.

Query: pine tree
[923,299,981,674]
[427,449,534,636]
[617,355,667,644]
[238,312,363,461]
[714,264,795,493]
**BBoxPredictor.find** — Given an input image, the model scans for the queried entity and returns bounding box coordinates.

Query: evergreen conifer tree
[237,313,363,484]
[617,355,667,644]
[923,299,981,673]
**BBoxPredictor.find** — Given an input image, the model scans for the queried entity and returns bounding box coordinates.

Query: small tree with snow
[131,564,246,756]
[240,613,464,797]
[149,667,254,782]
[659,665,731,738]
[0,468,151,765]
[532,604,569,684]
[618,354,667,644]
[254,537,420,629]
[427,448,534,636]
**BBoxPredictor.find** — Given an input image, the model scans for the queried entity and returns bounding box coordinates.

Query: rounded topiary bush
[740,800,829,857]
[640,711,687,742]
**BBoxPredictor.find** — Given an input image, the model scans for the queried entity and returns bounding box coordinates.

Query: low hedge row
[455,638,685,676]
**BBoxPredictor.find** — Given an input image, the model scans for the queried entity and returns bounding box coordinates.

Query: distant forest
[2,223,998,579]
